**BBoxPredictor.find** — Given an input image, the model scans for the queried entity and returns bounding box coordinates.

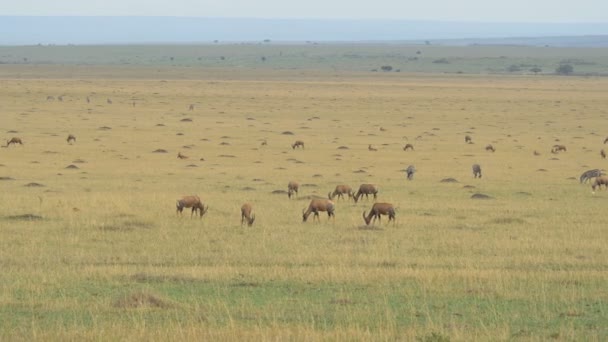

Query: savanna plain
[1,47,608,341]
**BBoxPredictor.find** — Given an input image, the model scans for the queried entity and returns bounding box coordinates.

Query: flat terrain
[1,62,607,340]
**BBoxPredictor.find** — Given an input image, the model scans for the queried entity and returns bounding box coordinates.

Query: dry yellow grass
[1,66,607,340]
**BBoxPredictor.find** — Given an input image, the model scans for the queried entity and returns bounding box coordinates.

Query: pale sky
[1,0,607,22]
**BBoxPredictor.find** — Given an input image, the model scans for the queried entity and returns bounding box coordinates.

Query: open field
[1,64,608,340]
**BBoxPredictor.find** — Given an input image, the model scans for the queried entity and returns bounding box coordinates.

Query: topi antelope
[368,144,377,151]
[177,152,189,159]
[592,176,608,193]
[602,149,606,159]
[107,98,113,104]
[67,134,76,144]
[176,195,208,218]
[403,143,414,151]
[353,184,378,203]
[405,165,416,180]
[288,181,299,199]
[604,137,608,144]
[485,144,495,152]
[465,135,472,143]
[362,203,395,226]
[261,139,267,146]
[580,169,604,184]
[302,199,335,222]
[189,104,195,111]
[240,203,256,226]
[328,185,353,201]
[552,144,567,153]
[6,137,23,147]
[533,150,541,156]
[292,140,305,149]
[472,164,482,178]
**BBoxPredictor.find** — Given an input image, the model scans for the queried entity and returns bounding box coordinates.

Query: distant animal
[533,150,541,156]
[472,164,482,178]
[592,176,608,193]
[465,135,472,143]
[261,139,267,146]
[403,143,414,151]
[57,95,63,102]
[86,96,91,103]
[67,134,76,144]
[107,98,113,104]
[604,137,608,144]
[552,144,567,153]
[292,140,305,149]
[132,101,136,107]
[176,195,208,218]
[353,184,379,203]
[368,144,377,151]
[602,149,606,159]
[580,169,605,184]
[405,165,416,180]
[189,104,195,111]
[328,185,353,201]
[5,137,23,147]
[288,181,299,199]
[177,152,189,159]
[362,203,395,226]
[46,95,55,101]
[485,144,495,152]
[302,199,335,223]
[240,203,255,226]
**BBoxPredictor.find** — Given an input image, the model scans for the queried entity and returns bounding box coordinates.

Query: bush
[380,65,393,72]
[506,65,521,72]
[530,67,542,74]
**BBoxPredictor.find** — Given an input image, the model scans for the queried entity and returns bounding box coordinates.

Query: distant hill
[1,16,608,45]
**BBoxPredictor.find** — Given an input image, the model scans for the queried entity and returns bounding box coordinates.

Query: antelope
[580,169,604,184]
[465,135,472,143]
[533,150,541,156]
[240,203,256,226]
[403,143,414,151]
[57,95,63,102]
[602,149,606,159]
[353,184,378,203]
[177,152,189,159]
[604,137,608,144]
[368,144,377,151]
[176,195,208,218]
[86,96,91,103]
[292,140,305,149]
[328,185,353,201]
[288,181,299,199]
[46,95,54,101]
[592,176,608,193]
[472,164,482,178]
[107,98,113,104]
[261,139,267,146]
[5,137,23,147]
[485,144,495,152]
[362,203,395,226]
[67,134,76,144]
[405,165,416,180]
[552,144,567,153]
[189,104,195,111]
[302,199,335,222]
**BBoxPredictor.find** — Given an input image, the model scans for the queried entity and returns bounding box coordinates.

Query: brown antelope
[472,164,482,178]
[67,134,76,144]
[601,149,606,159]
[328,185,353,201]
[353,184,378,203]
[552,144,567,153]
[485,144,495,152]
[592,176,608,193]
[292,140,305,149]
[46,95,54,101]
[189,104,195,111]
[403,143,414,151]
[86,96,91,103]
[177,152,189,159]
[107,98,113,104]
[533,150,541,156]
[302,199,335,222]
[288,181,299,199]
[368,144,377,151]
[604,137,608,144]
[240,203,256,226]
[5,137,23,147]
[176,195,208,218]
[261,139,267,146]
[465,135,472,143]
[57,95,63,102]
[362,203,395,226]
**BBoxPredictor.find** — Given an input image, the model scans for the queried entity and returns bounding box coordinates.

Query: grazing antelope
[176,195,208,218]
[288,181,299,199]
[189,104,195,111]
[602,149,606,159]
[240,203,256,226]
[472,164,482,178]
[465,135,472,143]
[57,95,63,102]
[46,95,54,101]
[580,169,604,184]
[405,165,416,180]
[368,144,377,151]
[485,144,495,152]
[604,137,608,144]
[533,150,541,156]
[592,176,608,193]
[403,143,414,151]
[177,152,189,159]
[362,203,395,226]
[67,134,76,144]
[552,144,567,153]
[353,184,378,203]
[86,96,91,103]
[261,139,267,146]
[328,185,353,201]
[107,98,113,104]
[302,199,335,222]
[292,140,305,149]
[5,137,23,147]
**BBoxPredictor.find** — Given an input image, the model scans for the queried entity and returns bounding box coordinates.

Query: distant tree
[530,67,542,74]
[214,40,219,43]
[261,56,266,62]
[506,64,521,72]
[425,40,431,45]
[263,39,271,43]
[432,58,449,64]
[220,56,225,60]
[556,64,574,75]
[170,57,174,61]
[416,50,422,55]
[380,65,393,72]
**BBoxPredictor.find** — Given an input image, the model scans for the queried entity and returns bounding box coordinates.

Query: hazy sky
[2,0,607,22]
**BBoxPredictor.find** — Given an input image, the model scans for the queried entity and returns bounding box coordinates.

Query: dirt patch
[113,291,174,309]
[24,182,44,187]
[471,193,493,199]
[6,214,44,221]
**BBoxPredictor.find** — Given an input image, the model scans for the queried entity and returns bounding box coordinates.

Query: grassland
[1,52,608,340]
